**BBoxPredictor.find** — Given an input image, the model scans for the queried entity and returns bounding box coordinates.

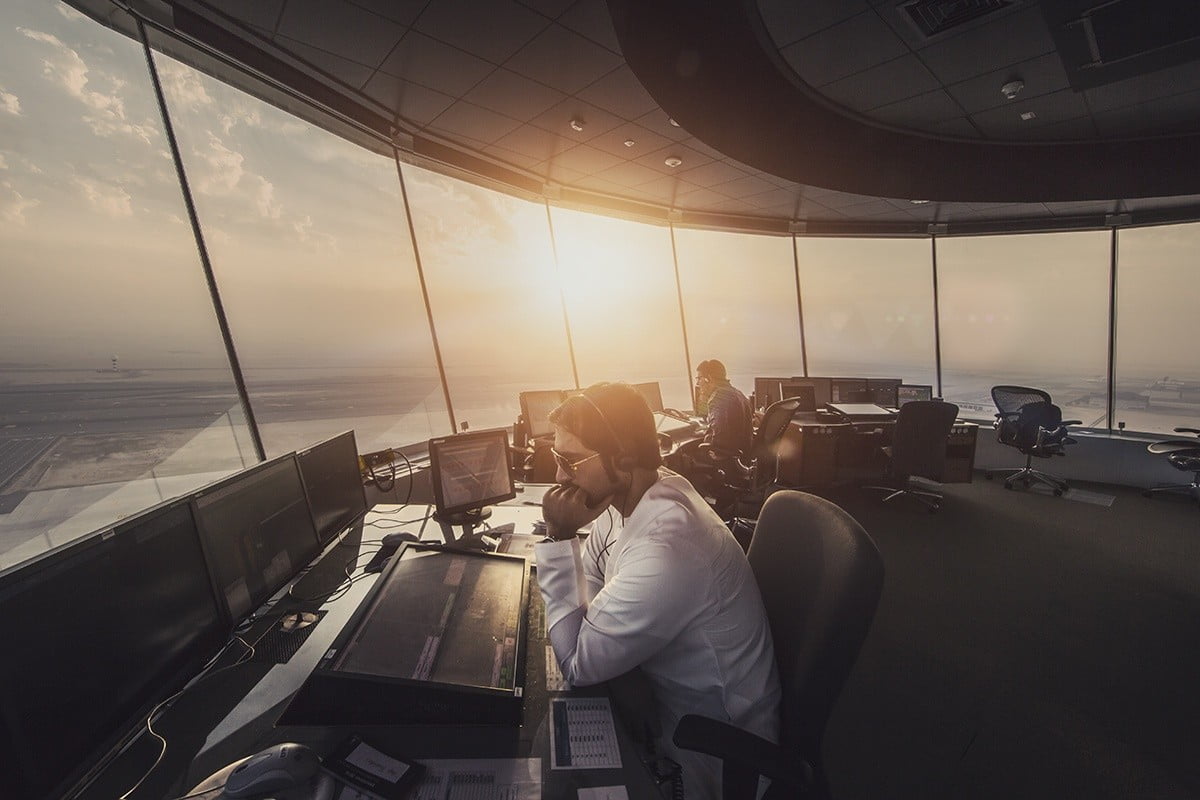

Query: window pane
[796,237,936,386]
[1115,223,1200,434]
[937,232,1111,424]
[154,54,447,454]
[549,209,690,407]
[0,1,252,570]
[674,228,802,394]
[402,165,575,432]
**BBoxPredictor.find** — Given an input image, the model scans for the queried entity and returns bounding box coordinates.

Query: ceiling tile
[588,122,672,158]
[413,0,548,64]
[346,0,427,27]
[969,88,1090,138]
[529,97,624,141]
[916,6,1057,86]
[869,89,964,129]
[361,73,456,125]
[482,143,545,170]
[1084,60,1200,113]
[276,0,406,67]
[781,11,908,86]
[428,100,523,144]
[1046,200,1116,217]
[945,53,1069,116]
[378,32,495,96]
[1093,88,1200,137]
[491,123,575,161]
[676,186,734,207]
[635,110,692,141]
[804,188,878,209]
[757,0,870,49]
[589,160,667,188]
[637,174,702,203]
[275,34,377,89]
[545,142,625,174]
[926,117,983,138]
[1018,115,1098,141]
[676,160,750,188]
[819,54,941,111]
[558,0,622,54]
[982,202,1053,219]
[205,0,284,32]
[577,65,658,119]
[515,0,576,18]
[633,142,715,176]
[710,174,781,199]
[741,186,800,209]
[464,69,567,119]
[505,24,624,94]
[572,174,630,195]
[681,136,727,161]
[541,161,588,185]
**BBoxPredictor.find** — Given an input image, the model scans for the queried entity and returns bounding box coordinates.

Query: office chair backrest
[751,398,802,466]
[991,385,1051,416]
[747,491,883,758]
[891,400,959,480]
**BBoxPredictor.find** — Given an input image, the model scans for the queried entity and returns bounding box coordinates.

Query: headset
[578,390,637,473]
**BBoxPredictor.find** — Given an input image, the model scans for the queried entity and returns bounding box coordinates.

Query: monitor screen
[297,430,368,543]
[897,384,934,406]
[830,378,868,404]
[0,499,226,800]
[787,377,833,409]
[866,378,903,408]
[754,377,785,410]
[779,382,818,412]
[428,428,516,525]
[632,381,664,413]
[519,389,566,439]
[192,455,321,623]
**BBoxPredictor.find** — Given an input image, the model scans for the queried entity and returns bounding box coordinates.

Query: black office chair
[673,491,884,800]
[985,385,1080,496]
[696,398,802,502]
[1142,427,1200,505]
[862,400,960,512]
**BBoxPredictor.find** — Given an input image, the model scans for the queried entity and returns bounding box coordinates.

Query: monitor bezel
[631,381,665,413]
[897,384,935,405]
[428,428,517,521]
[296,429,368,544]
[519,389,567,440]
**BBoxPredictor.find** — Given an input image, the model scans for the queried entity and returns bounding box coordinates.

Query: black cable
[592,507,618,577]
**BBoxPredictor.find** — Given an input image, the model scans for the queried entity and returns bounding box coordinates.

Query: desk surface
[81,503,663,800]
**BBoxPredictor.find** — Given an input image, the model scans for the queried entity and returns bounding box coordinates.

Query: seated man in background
[695,359,752,454]
[535,382,781,800]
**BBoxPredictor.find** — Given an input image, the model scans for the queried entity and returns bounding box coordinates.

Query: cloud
[192,131,245,195]
[0,180,39,225]
[253,176,281,219]
[155,59,213,111]
[73,176,133,218]
[0,154,6,170]
[17,27,158,145]
[0,89,20,116]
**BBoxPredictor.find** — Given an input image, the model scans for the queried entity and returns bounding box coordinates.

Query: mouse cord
[117,637,254,799]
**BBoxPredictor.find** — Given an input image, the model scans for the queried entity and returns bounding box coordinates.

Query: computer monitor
[866,378,903,408]
[192,454,322,624]
[897,384,934,406]
[632,381,664,413]
[779,382,818,413]
[297,430,368,543]
[830,378,868,404]
[0,498,226,800]
[519,389,566,440]
[754,377,786,410]
[428,428,516,525]
[787,377,833,409]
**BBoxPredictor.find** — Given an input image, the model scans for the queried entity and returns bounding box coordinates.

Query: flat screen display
[519,389,566,439]
[0,499,226,800]
[192,454,320,623]
[753,377,785,410]
[788,377,833,409]
[297,430,367,543]
[898,384,934,406]
[830,378,868,404]
[866,378,903,408]
[429,429,515,523]
[779,382,818,412]
[632,381,664,413]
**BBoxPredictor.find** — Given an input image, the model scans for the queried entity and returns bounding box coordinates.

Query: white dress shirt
[535,470,781,800]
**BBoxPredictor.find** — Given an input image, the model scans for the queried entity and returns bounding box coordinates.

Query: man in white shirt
[535,382,781,800]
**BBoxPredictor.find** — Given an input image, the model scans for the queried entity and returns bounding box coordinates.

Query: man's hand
[542,484,610,540]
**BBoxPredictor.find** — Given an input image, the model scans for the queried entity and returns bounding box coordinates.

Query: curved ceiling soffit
[607,0,1200,204]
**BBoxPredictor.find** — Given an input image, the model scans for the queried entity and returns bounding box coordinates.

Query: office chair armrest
[696,443,753,472]
[1174,426,1200,436]
[673,714,813,792]
[1060,419,1082,427]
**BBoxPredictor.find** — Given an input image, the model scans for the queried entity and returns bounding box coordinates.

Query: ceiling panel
[945,52,1070,116]
[915,7,1056,86]
[711,174,781,199]
[1083,60,1200,113]
[558,0,622,54]
[345,0,428,27]
[464,68,567,119]
[205,0,284,32]
[505,24,624,94]
[589,160,667,188]
[756,0,870,49]
[429,100,523,143]
[491,123,575,161]
[528,96,624,142]
[586,122,672,159]
[820,54,941,111]
[361,73,456,125]
[869,89,964,130]
[970,88,1091,138]
[412,0,548,64]
[632,142,715,177]
[276,0,406,67]
[377,32,495,96]
[781,10,908,86]
[545,142,626,174]
[675,160,751,189]
[576,65,658,119]
[276,34,377,88]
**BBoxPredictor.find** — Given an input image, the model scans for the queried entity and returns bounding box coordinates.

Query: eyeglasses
[551,447,600,477]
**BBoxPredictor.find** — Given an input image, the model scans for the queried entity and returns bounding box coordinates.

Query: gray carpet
[806,476,1200,800]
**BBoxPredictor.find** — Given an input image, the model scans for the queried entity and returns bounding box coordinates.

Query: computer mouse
[222,742,320,798]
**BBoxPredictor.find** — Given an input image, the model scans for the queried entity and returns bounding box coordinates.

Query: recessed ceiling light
[664,156,683,167]
[1020,111,1036,121]
[668,117,681,127]
[623,139,636,147]
[1000,79,1024,100]
[910,199,930,205]
[569,118,585,132]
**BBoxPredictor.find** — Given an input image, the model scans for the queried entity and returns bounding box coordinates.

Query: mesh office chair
[695,398,803,510]
[863,400,960,512]
[1142,427,1200,505]
[985,386,1080,495]
[673,491,884,800]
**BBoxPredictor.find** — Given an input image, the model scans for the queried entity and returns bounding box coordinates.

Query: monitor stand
[433,506,492,526]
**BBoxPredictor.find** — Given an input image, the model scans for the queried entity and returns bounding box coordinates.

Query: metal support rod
[545,201,581,390]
